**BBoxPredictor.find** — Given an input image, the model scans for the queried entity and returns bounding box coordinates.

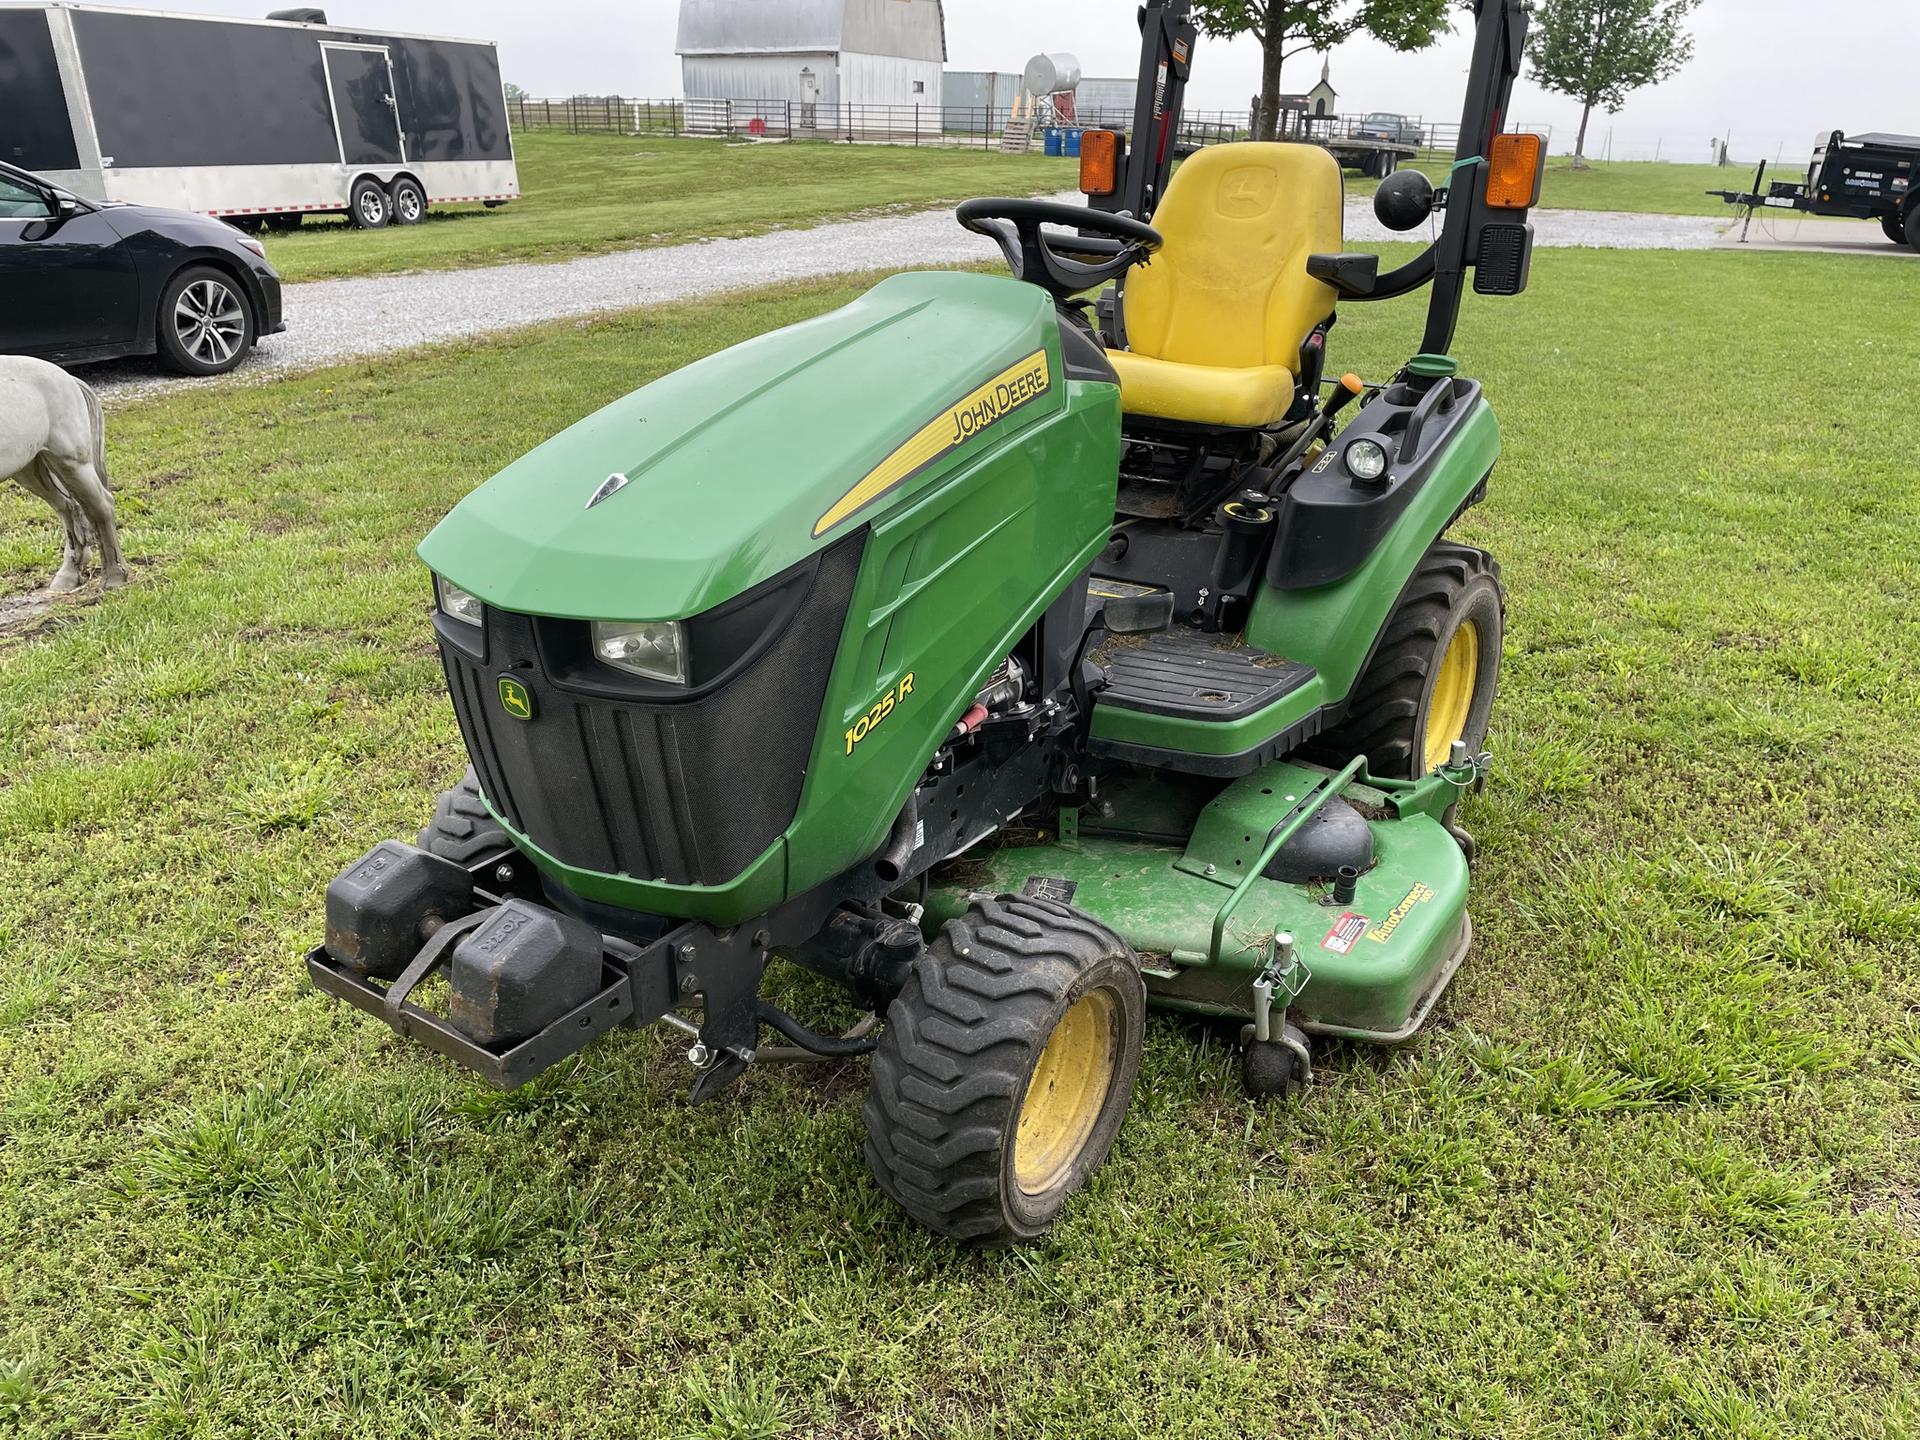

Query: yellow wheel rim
[1423,619,1481,772]
[1014,990,1118,1195]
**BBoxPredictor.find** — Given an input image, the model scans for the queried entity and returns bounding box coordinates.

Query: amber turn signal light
[1079,130,1120,196]
[1484,133,1545,210]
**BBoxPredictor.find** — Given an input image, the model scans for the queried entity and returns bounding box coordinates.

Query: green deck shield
[925,760,1470,1036]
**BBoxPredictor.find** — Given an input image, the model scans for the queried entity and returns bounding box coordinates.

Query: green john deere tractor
[310,0,1546,1242]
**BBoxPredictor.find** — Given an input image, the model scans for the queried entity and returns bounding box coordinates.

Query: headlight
[591,620,687,683]
[1344,437,1389,482]
[436,576,483,626]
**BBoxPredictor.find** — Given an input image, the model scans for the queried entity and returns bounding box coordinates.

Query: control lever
[1321,371,1367,425]
[1272,373,1367,479]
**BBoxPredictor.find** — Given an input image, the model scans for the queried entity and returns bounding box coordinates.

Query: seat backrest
[1121,143,1344,374]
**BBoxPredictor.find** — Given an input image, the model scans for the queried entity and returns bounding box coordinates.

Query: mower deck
[923,758,1474,1040]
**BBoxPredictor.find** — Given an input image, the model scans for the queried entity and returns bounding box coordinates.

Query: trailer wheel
[349,177,391,229]
[389,177,426,226]
[863,895,1145,1245]
[156,265,255,376]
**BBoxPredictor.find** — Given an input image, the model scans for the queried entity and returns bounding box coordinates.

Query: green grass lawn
[259,130,1076,284]
[5,246,1920,1437]
[1354,157,1745,217]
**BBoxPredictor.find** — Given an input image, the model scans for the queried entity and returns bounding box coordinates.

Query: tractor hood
[419,270,1066,621]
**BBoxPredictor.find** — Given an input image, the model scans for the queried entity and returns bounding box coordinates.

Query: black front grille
[440,539,862,887]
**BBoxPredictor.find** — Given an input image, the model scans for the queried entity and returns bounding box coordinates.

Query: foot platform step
[1095,628,1314,721]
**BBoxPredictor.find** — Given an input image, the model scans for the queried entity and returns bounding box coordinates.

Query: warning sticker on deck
[1023,875,1078,904]
[1321,912,1368,955]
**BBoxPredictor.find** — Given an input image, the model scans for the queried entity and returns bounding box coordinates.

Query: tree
[1525,0,1700,167]
[503,81,529,102]
[1191,1,1453,142]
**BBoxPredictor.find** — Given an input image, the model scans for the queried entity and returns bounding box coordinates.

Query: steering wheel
[956,198,1163,303]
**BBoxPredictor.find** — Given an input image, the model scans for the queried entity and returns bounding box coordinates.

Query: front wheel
[348,176,391,229]
[863,896,1145,1245]
[418,766,512,863]
[156,265,254,376]
[1880,214,1906,246]
[1312,541,1504,779]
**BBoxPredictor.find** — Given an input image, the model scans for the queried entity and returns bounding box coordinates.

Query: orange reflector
[1485,133,1544,210]
[1080,130,1120,196]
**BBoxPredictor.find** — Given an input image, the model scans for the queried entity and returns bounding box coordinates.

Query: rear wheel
[418,767,511,863]
[389,176,426,226]
[1313,541,1504,779]
[1881,214,1906,246]
[349,176,391,229]
[863,896,1145,1244]
[155,265,254,376]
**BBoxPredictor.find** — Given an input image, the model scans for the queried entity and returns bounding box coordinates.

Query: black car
[0,160,284,376]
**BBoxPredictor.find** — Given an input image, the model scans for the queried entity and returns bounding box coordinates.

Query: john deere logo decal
[813,348,1051,537]
[497,675,535,720]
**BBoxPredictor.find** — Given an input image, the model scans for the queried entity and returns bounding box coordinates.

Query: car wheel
[156,265,255,376]
[389,176,426,226]
[349,177,390,229]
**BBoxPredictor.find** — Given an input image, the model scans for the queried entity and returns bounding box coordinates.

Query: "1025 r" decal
[845,673,914,755]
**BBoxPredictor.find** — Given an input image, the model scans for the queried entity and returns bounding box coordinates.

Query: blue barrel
[1064,128,1083,158]
[1043,127,1063,157]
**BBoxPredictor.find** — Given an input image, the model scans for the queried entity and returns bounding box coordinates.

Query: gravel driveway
[86,198,1726,400]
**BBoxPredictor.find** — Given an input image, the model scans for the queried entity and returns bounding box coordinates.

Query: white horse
[0,356,126,592]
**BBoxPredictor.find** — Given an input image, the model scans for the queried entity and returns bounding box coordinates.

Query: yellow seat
[1108,143,1344,429]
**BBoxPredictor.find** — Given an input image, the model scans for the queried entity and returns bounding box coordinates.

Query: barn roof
[677,0,947,62]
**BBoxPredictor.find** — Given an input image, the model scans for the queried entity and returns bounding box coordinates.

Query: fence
[506,96,1542,160]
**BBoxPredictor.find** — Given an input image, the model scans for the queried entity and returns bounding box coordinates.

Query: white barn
[676,0,947,111]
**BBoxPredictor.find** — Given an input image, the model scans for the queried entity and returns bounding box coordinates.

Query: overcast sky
[110,1,1916,163]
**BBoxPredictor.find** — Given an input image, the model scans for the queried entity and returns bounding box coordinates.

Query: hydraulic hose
[756,1002,879,1057]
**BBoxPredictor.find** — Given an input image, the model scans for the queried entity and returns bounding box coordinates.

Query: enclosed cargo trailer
[0,3,518,230]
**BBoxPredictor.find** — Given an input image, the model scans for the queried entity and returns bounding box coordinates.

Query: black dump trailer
[1710,131,1919,251]
[0,3,518,230]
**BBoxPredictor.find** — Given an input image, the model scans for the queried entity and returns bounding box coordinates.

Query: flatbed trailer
[1710,131,1918,251]
[1325,135,1417,178]
[0,2,518,231]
